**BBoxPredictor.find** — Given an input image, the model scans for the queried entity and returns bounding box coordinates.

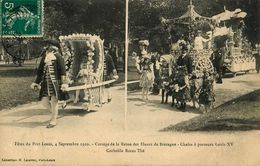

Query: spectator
[103,47,119,103]
[151,52,160,95]
[110,45,118,71]
[254,50,260,74]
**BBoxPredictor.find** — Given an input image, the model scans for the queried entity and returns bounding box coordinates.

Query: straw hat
[139,40,149,46]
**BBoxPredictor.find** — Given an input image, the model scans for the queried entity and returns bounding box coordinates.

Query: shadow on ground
[128,96,202,115]
[0,108,95,128]
[162,89,260,132]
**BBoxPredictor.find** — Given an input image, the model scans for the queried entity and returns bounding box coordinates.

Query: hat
[44,39,61,49]
[139,40,149,46]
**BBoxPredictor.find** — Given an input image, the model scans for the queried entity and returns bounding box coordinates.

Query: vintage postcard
[0,0,259,165]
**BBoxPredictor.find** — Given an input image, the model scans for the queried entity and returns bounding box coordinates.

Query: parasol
[161,0,213,40]
[161,0,212,25]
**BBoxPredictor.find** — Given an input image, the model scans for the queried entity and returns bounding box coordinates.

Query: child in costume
[198,71,215,113]
[174,66,190,110]
[168,65,179,107]
[159,58,170,104]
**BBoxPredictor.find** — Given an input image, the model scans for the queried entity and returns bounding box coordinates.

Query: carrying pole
[64,79,116,91]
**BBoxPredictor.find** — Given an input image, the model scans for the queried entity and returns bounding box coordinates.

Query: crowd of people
[133,35,260,113]
[134,36,220,113]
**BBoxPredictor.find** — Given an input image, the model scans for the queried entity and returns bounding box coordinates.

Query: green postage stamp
[0,0,43,37]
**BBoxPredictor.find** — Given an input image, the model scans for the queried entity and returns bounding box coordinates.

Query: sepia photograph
[0,0,260,165]
[0,0,126,165]
[126,0,259,164]
[127,0,259,133]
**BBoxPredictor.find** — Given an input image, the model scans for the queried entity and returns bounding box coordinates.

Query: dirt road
[126,72,260,134]
[0,73,259,136]
[0,73,260,165]
[0,86,125,137]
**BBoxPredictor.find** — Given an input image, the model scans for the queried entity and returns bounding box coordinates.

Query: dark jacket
[109,48,118,68]
[35,50,69,101]
[104,53,116,81]
[176,54,193,74]
[210,50,224,73]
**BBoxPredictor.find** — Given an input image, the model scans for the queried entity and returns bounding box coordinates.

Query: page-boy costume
[31,40,69,128]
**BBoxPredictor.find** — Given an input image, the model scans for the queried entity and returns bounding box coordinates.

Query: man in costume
[210,47,225,83]
[103,46,119,103]
[176,45,193,75]
[175,45,192,110]
[31,40,69,128]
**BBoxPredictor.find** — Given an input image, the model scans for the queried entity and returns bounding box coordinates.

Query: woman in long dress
[135,40,154,100]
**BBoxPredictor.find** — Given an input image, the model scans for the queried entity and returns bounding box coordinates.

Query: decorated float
[161,0,255,77]
[161,0,215,76]
[59,34,116,110]
[211,8,255,76]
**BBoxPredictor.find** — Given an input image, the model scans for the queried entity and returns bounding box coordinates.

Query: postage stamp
[0,0,43,37]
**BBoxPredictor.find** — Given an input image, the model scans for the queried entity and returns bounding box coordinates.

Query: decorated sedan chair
[59,34,116,110]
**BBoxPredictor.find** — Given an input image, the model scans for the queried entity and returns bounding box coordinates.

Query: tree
[43,0,125,44]
[129,0,259,50]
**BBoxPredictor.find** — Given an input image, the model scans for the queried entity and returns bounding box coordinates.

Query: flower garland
[59,33,105,85]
